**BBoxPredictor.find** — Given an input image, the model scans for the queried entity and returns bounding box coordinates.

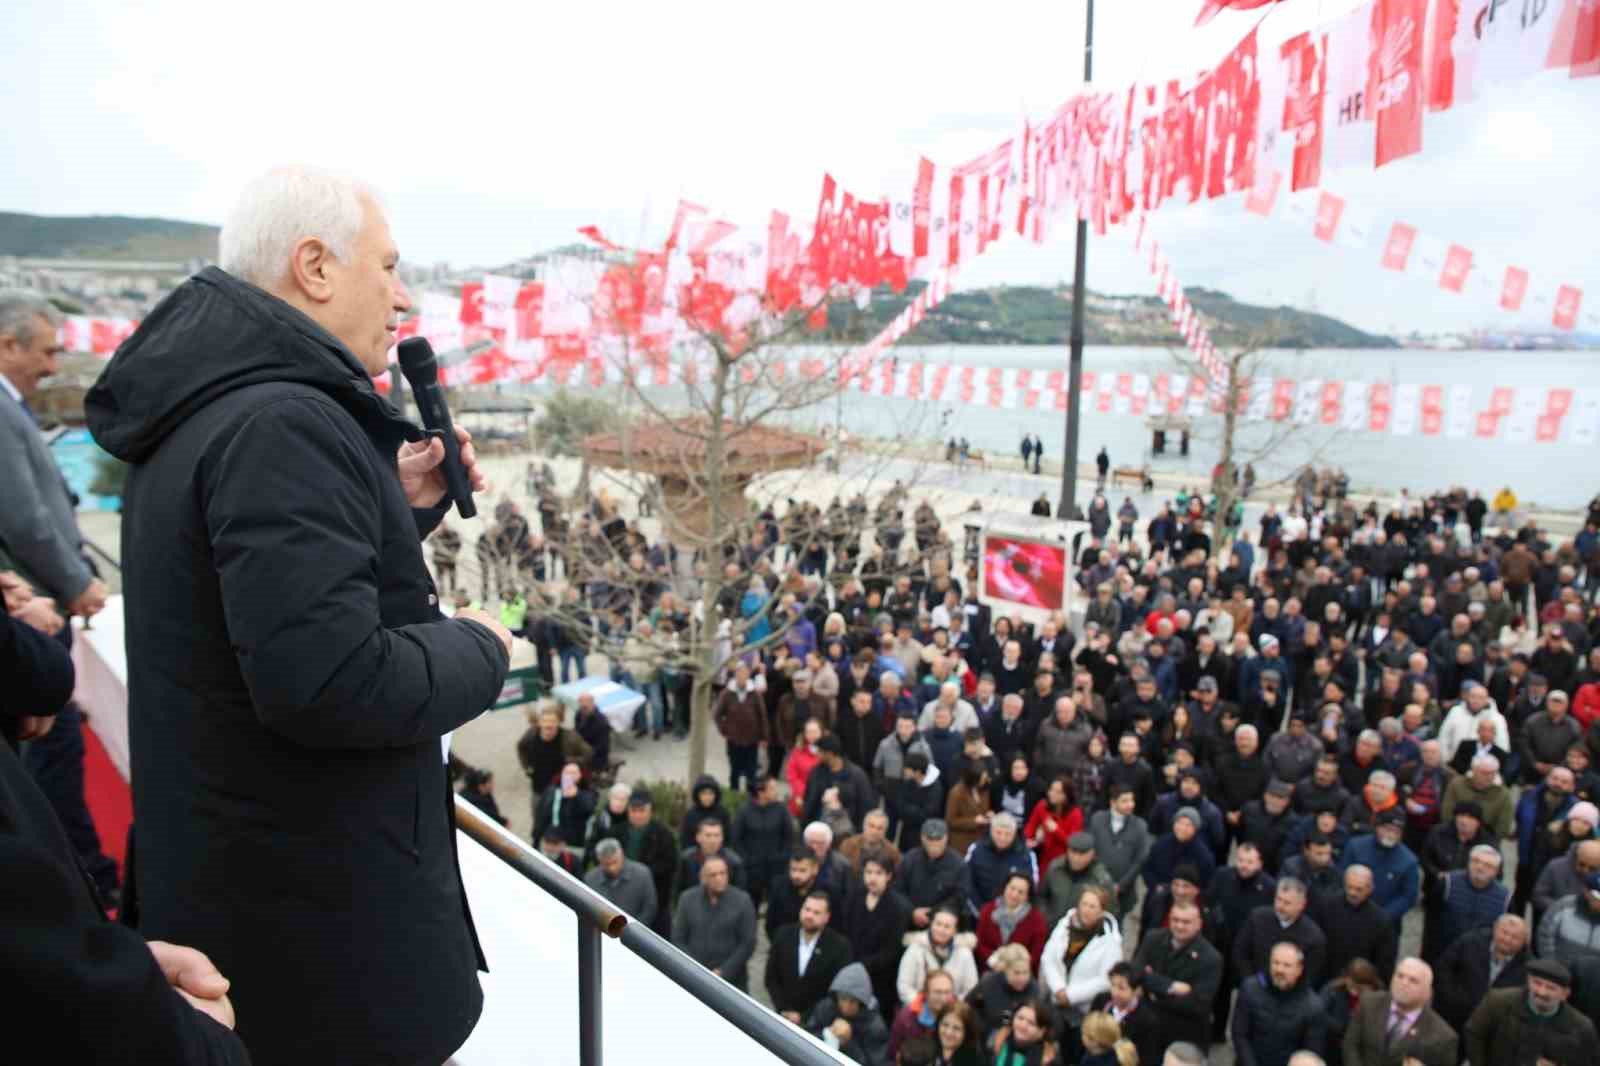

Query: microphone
[397,337,477,519]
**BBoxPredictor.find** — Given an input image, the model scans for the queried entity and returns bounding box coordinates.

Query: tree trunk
[1210,353,1245,555]
[687,351,734,787]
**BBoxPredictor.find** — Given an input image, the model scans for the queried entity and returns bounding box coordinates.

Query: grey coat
[584,859,658,926]
[0,386,93,601]
[1533,850,1590,916]
[1536,894,1600,970]
[672,885,757,991]
[1088,809,1151,916]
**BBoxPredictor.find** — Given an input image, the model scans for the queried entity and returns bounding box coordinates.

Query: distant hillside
[832,281,1397,349]
[0,212,217,261]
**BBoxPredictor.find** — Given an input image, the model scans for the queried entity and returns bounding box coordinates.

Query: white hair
[1471,753,1500,772]
[991,812,1018,832]
[0,291,61,344]
[1469,844,1503,867]
[1369,770,1397,790]
[803,821,833,845]
[219,166,376,287]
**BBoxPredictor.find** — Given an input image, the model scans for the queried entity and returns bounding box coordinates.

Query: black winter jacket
[86,268,509,1066]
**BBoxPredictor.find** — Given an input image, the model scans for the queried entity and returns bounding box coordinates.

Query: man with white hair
[1436,682,1509,763]
[84,168,514,1066]
[959,811,1037,917]
[0,290,119,903]
[917,679,977,733]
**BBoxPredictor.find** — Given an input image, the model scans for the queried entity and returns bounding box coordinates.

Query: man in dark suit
[1431,914,1529,1035]
[1342,956,1458,1066]
[1233,877,1328,986]
[1131,899,1222,1052]
[84,174,514,1066]
[1448,717,1510,776]
[765,891,852,1023]
[0,292,117,903]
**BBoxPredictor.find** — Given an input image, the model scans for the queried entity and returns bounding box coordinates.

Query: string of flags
[59,0,1595,409]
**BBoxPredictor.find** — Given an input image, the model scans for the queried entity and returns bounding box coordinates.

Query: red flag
[1381,223,1417,270]
[1271,379,1295,420]
[1547,388,1574,416]
[576,225,624,252]
[458,282,485,327]
[1368,382,1393,432]
[1195,0,1280,26]
[1426,0,1461,110]
[1554,285,1583,330]
[1370,0,1426,167]
[1440,245,1473,293]
[1281,32,1328,191]
[1244,170,1281,216]
[1489,386,1515,416]
[1536,413,1564,442]
[1573,0,1600,76]
[1500,267,1529,311]
[1313,191,1344,242]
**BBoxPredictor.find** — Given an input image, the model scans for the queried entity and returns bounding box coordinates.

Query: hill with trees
[0,212,218,261]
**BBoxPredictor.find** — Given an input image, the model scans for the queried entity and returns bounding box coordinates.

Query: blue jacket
[1516,784,1578,861]
[1340,834,1420,926]
[960,837,1038,916]
[1142,832,1217,893]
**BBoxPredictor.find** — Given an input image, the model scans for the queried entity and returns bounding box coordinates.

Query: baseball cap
[628,788,654,808]
[1266,781,1294,799]
[1376,808,1406,828]
[921,818,949,840]
[1068,832,1095,852]
[816,735,842,755]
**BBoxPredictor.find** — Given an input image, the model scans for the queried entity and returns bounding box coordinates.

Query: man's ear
[287,236,337,305]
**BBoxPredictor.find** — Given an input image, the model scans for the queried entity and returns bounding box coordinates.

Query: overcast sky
[4,0,1594,335]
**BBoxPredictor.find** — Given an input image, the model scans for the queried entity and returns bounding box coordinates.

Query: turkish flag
[1572,0,1600,76]
[1421,409,1443,435]
[1427,0,1462,109]
[1501,267,1530,311]
[1381,222,1417,270]
[1554,285,1583,330]
[1195,0,1281,26]
[1280,31,1328,191]
[1271,378,1296,420]
[1440,245,1473,293]
[1369,381,1394,432]
[1245,170,1282,216]
[1474,411,1499,438]
[1370,0,1426,167]
[1547,388,1574,416]
[1536,413,1564,442]
[1313,191,1344,242]
[458,282,485,327]
[1080,370,1098,394]
[1489,387,1515,416]
[1321,380,1344,424]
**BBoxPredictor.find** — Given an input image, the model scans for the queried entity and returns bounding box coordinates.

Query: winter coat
[1341,834,1421,926]
[85,266,510,1066]
[672,885,757,990]
[1234,907,1328,986]
[765,923,852,1016]
[944,784,990,857]
[715,685,768,747]
[1441,776,1515,839]
[1432,924,1529,1033]
[896,930,980,1006]
[1022,799,1083,876]
[1088,809,1151,917]
[1342,991,1458,1066]
[1536,893,1600,970]
[839,885,912,1005]
[682,774,730,843]
[973,900,1048,974]
[898,845,966,916]
[960,837,1039,916]
[1131,926,1224,1051]
[1231,974,1325,1066]
[872,732,933,791]
[1464,986,1598,1066]
[732,798,795,886]
[1039,911,1123,1018]
[807,963,892,1066]
[1141,831,1218,893]
[1032,714,1094,781]
[1039,855,1118,930]
[1314,893,1399,982]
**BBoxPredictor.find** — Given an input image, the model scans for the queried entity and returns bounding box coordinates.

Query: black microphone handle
[417,387,477,519]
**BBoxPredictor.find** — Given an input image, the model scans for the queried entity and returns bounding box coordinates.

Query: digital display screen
[982,535,1067,610]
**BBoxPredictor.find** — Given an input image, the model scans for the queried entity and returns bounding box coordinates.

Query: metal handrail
[453,797,839,1066]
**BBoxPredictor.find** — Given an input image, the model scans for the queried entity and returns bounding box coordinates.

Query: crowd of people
[459,461,1600,1066]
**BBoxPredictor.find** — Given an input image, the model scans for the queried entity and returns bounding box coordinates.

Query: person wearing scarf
[975,874,1048,975]
[988,999,1055,1066]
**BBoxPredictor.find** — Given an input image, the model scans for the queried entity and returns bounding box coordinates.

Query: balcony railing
[453,798,840,1066]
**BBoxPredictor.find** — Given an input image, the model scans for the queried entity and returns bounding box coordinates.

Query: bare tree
[495,261,944,787]
[1163,322,1346,553]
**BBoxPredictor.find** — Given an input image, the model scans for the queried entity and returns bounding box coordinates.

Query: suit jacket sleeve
[0,409,93,602]
[1230,986,1260,1066]
[1343,998,1371,1066]
[204,398,508,749]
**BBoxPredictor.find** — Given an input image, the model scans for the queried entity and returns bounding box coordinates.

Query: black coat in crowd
[764,924,853,1016]
[1132,927,1224,1051]
[1313,893,1398,982]
[2,615,250,1064]
[1431,924,1529,1034]
[86,268,511,1066]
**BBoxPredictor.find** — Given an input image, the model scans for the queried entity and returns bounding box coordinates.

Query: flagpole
[1058,0,1093,519]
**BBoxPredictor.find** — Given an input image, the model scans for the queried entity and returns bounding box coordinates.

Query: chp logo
[1373,15,1416,111]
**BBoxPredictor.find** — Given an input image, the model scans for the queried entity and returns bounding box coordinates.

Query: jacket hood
[692,775,724,808]
[86,267,417,462]
[829,962,877,1009]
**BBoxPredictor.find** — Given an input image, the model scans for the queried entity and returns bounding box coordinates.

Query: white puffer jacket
[895,930,979,1006]
[1039,910,1123,1017]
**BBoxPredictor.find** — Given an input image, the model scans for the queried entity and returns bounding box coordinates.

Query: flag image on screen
[982,536,1067,609]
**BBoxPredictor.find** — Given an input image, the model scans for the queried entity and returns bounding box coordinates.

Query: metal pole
[578,919,603,1066]
[1058,0,1094,520]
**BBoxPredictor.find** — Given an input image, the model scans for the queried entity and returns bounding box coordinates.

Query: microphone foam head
[397,337,438,384]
